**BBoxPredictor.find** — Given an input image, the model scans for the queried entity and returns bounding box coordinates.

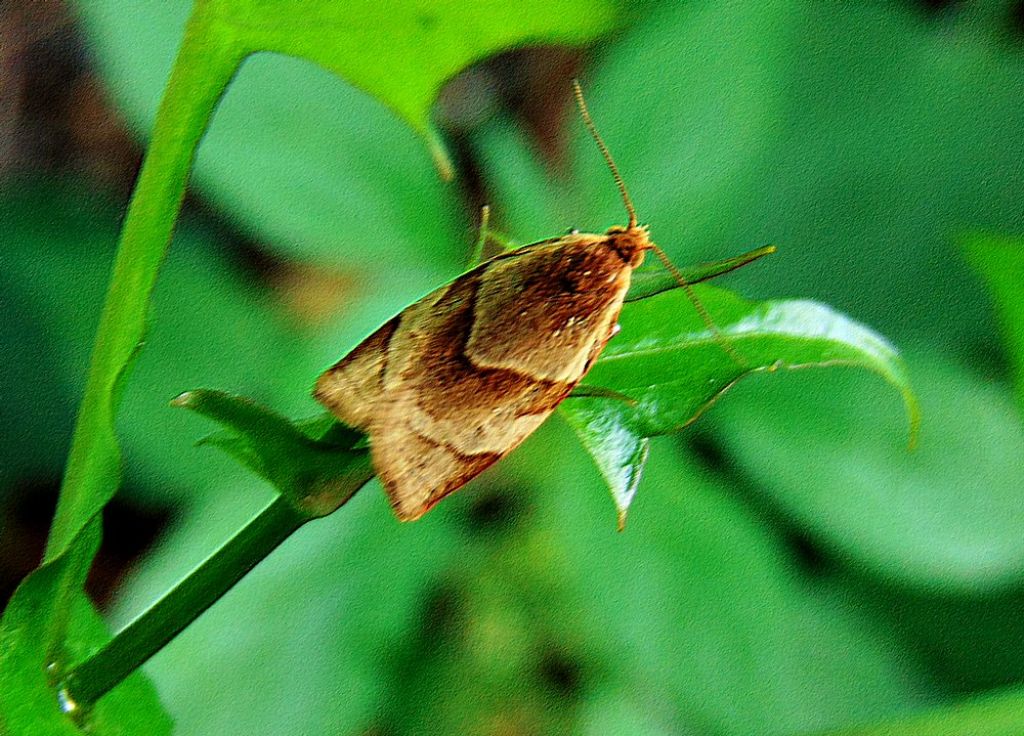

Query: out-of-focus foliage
[2,0,1023,734]
[963,232,1024,411]
[76,0,618,268]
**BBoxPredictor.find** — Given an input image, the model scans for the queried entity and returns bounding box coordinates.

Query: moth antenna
[651,244,748,369]
[572,80,637,229]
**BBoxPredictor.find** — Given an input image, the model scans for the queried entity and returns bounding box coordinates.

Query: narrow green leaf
[962,232,1024,413]
[174,390,373,517]
[45,13,243,561]
[28,17,238,661]
[561,286,918,522]
[625,244,776,302]
[2,10,240,731]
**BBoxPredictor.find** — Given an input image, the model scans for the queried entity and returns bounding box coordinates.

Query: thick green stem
[43,3,247,657]
[62,496,306,707]
[47,8,244,560]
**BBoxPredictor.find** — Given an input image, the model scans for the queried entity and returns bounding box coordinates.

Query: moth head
[605,223,652,267]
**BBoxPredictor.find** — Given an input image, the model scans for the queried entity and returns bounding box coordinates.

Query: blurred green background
[2,1,1023,734]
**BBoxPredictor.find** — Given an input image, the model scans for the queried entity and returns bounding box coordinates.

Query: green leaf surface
[77,0,618,265]
[814,686,1024,736]
[710,348,1024,591]
[572,2,1024,356]
[624,244,776,302]
[481,2,1022,366]
[561,286,917,522]
[962,232,1024,413]
[174,390,372,516]
[43,6,241,563]
[0,524,171,736]
[113,421,929,735]
[2,11,238,729]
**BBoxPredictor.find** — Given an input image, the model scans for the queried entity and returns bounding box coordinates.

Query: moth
[315,82,702,521]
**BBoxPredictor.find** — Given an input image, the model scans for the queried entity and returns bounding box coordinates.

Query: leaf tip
[170,391,196,408]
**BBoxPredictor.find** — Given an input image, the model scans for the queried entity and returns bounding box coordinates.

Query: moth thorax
[605,224,651,267]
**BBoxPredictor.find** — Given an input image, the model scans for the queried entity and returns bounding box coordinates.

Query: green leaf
[43,9,243,564]
[0,526,172,736]
[173,389,372,517]
[77,0,619,265]
[625,244,776,302]
[482,3,1022,360]
[962,232,1024,413]
[575,2,1023,357]
[811,686,1024,736]
[2,12,240,729]
[8,0,621,718]
[126,421,927,734]
[439,423,931,735]
[561,286,918,523]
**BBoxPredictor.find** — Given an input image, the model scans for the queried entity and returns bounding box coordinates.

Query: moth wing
[314,315,400,431]
[312,251,507,430]
[467,236,634,381]
[369,394,507,521]
[316,237,637,521]
[366,267,569,519]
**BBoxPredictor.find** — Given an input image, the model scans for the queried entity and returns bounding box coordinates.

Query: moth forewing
[466,234,642,380]
[314,229,653,521]
[314,81,725,522]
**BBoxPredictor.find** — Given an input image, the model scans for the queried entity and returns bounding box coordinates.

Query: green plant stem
[42,3,247,657]
[47,7,244,560]
[61,496,306,707]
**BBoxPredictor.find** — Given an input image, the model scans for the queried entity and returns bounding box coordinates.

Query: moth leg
[466,205,491,267]
[467,204,520,266]
[566,384,638,406]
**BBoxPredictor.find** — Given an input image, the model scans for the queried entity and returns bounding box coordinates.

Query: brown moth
[315,82,683,521]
